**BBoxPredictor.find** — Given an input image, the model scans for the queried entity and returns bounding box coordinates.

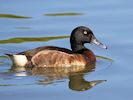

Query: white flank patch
[13,55,28,66]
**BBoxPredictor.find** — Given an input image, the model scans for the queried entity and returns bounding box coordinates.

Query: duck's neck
[71,41,86,52]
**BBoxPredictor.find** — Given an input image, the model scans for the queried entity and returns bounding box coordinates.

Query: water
[0,0,133,100]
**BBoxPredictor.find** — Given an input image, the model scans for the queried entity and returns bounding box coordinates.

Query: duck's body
[6,26,107,67]
[7,46,95,67]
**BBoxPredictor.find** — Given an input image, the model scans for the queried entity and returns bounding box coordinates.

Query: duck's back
[19,46,72,60]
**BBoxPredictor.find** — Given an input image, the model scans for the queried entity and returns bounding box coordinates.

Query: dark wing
[18,46,73,60]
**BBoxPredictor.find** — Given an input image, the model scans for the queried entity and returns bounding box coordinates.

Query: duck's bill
[91,36,107,49]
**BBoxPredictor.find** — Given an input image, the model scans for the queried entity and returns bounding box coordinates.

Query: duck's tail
[5,54,15,61]
[5,54,28,67]
[5,53,13,57]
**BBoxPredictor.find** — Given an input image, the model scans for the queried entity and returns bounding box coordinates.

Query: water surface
[0,0,133,100]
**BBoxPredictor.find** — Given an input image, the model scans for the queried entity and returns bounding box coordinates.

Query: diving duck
[6,26,107,67]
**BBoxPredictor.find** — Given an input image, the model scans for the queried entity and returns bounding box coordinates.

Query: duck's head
[70,26,107,52]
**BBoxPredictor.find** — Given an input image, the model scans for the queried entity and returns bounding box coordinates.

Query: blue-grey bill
[91,37,107,49]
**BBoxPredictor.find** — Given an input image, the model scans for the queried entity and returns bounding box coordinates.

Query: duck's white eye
[83,31,88,35]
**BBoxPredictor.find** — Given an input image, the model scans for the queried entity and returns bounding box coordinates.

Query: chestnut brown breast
[82,49,96,63]
[31,50,88,67]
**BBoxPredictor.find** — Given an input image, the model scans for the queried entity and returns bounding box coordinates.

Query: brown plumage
[31,49,86,67]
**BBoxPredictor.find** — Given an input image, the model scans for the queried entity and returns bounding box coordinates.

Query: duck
[6,26,107,67]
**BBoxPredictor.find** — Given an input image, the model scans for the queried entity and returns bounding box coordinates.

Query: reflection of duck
[10,62,96,77]
[69,74,106,91]
[6,26,107,68]
[32,65,106,91]
[10,62,95,77]
[10,63,106,91]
